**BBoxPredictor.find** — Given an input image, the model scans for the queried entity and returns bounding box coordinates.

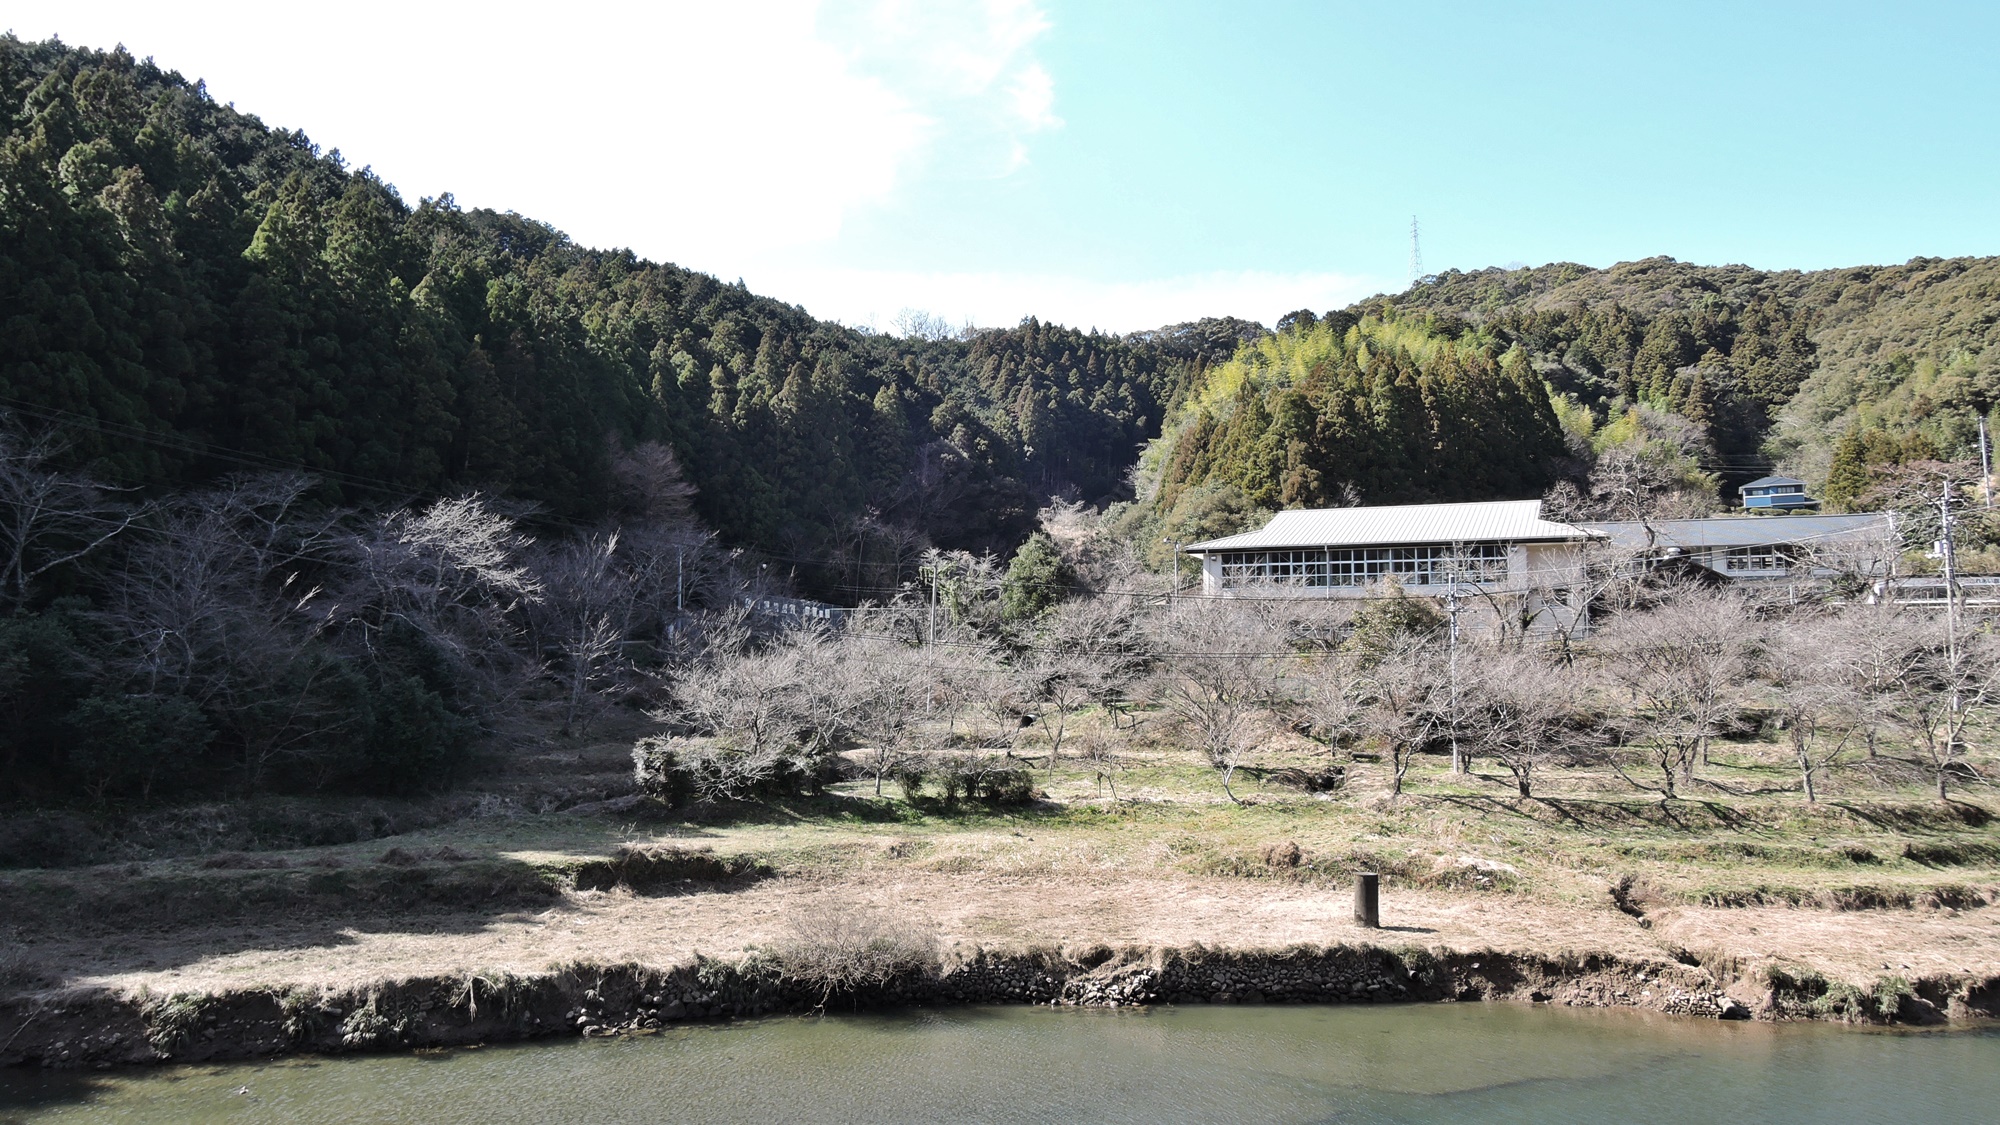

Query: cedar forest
[6,38,2000,805]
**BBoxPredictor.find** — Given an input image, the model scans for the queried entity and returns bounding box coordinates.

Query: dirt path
[33,872,2000,997]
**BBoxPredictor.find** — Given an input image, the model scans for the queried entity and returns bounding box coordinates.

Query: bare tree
[1827,604,1927,760]
[1291,649,1366,757]
[334,495,542,693]
[1148,602,1289,803]
[0,422,142,611]
[1459,649,1594,798]
[1360,634,1450,797]
[1046,593,1152,730]
[1598,587,1754,799]
[1887,618,2000,800]
[844,614,934,796]
[1763,613,1864,802]
[790,625,868,762]
[532,531,635,737]
[1076,730,1126,800]
[100,475,357,790]
[1024,650,1096,769]
[664,642,810,774]
[609,439,699,527]
[892,308,957,342]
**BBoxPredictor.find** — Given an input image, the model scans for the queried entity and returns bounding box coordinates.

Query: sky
[12,1,2000,333]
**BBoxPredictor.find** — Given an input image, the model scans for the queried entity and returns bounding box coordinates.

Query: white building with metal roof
[1584,513,1895,580]
[1183,501,1896,599]
[1183,500,1597,598]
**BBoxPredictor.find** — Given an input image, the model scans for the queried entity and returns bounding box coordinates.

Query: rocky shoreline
[5,944,1996,1070]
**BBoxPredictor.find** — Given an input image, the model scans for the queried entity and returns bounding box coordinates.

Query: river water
[2,1003,1994,1124]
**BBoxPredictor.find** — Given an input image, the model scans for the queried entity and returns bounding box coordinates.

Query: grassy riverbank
[3,708,1998,1068]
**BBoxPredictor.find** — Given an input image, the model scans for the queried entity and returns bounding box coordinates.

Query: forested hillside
[0,37,1257,586]
[10,34,2000,577]
[1369,256,2000,501]
[1113,313,1568,552]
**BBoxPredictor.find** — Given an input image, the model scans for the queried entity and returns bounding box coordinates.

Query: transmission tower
[1408,216,1423,285]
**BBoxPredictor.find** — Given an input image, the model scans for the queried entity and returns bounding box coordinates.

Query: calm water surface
[2,1003,1994,1124]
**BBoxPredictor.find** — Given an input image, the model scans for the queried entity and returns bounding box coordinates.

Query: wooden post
[1354,872,1379,928]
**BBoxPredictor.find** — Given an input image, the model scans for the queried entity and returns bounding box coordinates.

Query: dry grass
[3,708,1998,999]
[773,901,940,1003]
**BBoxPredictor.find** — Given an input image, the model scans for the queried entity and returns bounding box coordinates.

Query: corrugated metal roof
[1739,475,1806,490]
[1583,513,1893,551]
[1186,500,1593,552]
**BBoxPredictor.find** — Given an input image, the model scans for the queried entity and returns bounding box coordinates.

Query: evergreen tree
[1823,430,1870,512]
[1000,532,1074,621]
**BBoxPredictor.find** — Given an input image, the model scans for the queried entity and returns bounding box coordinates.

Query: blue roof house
[1738,475,1820,512]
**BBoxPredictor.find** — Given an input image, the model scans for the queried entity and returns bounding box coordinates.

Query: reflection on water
[2,1003,1995,1124]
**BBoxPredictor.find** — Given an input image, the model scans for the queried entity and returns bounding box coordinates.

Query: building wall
[1196,540,1587,600]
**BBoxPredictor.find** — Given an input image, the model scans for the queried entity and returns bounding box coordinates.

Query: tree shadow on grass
[0,842,727,1000]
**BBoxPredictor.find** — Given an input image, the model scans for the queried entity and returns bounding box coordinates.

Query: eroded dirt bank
[5,942,1997,1070]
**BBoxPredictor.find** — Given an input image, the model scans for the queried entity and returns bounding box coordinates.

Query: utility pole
[1981,417,1993,510]
[1939,478,1962,658]
[1444,549,1464,774]
[1936,477,1969,752]
[1408,216,1423,285]
[674,544,684,615]
[923,560,939,646]
[1163,538,1182,614]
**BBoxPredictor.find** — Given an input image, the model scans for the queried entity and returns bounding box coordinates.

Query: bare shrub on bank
[775,903,941,1007]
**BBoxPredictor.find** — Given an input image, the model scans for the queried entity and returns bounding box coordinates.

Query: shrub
[141,992,214,1053]
[0,948,49,994]
[63,692,212,802]
[893,753,1036,809]
[572,844,768,892]
[1266,765,1345,793]
[1259,840,1303,868]
[357,671,477,795]
[775,904,939,1005]
[631,736,835,806]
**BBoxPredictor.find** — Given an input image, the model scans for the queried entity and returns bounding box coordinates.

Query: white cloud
[10,4,1388,332]
[818,0,1061,178]
[746,266,1392,335]
[9,1,1055,268]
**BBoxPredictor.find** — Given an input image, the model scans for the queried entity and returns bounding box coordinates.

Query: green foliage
[1341,583,1445,664]
[1382,255,2000,501]
[0,37,1208,582]
[141,992,215,1053]
[1822,430,1871,511]
[894,753,1037,808]
[358,672,476,796]
[1145,313,1569,526]
[63,693,212,802]
[1000,532,1074,621]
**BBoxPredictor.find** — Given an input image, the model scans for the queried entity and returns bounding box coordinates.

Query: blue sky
[14,1,2000,330]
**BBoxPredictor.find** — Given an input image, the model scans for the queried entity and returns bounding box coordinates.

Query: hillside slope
[0,37,1260,579]
[1374,255,2000,487]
